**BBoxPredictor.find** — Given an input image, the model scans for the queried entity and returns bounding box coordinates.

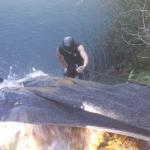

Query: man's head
[62,37,75,53]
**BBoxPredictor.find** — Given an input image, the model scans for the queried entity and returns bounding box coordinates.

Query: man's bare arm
[56,48,67,72]
[76,45,88,73]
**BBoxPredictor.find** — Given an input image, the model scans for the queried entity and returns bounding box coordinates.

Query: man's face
[65,45,75,54]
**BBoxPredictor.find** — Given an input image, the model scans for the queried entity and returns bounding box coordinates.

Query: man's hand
[76,66,85,73]
[64,67,67,73]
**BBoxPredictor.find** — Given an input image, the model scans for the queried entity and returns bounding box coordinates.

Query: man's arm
[56,48,67,72]
[76,45,88,73]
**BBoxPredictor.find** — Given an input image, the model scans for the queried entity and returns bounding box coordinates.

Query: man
[56,36,88,79]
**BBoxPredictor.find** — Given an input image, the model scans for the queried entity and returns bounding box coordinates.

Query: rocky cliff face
[0,76,150,141]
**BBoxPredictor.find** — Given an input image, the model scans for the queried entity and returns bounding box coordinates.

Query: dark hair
[62,37,75,52]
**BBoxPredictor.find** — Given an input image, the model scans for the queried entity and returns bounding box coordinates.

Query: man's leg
[78,73,83,79]
[64,68,76,78]
[66,70,76,78]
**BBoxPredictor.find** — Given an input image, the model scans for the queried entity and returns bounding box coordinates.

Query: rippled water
[0,0,119,79]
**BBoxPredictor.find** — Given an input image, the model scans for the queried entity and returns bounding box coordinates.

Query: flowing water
[0,122,148,150]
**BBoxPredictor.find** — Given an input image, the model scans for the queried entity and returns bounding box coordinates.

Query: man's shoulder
[58,45,64,54]
[75,42,82,48]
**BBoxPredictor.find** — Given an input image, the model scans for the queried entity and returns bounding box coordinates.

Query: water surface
[0,0,118,79]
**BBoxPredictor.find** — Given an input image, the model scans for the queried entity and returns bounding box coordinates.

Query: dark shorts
[64,64,82,79]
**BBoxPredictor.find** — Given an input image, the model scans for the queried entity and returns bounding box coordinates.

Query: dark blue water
[0,0,117,79]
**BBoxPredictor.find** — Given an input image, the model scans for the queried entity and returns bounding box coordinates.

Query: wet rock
[0,76,150,141]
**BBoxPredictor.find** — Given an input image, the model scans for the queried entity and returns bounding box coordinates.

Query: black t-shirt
[59,42,83,66]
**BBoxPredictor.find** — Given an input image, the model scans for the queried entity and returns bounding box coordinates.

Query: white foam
[25,68,48,79]
[0,67,48,90]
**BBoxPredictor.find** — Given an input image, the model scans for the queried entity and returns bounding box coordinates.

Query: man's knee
[64,71,76,78]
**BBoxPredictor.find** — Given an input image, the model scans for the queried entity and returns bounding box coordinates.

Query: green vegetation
[128,69,150,85]
[104,0,150,85]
